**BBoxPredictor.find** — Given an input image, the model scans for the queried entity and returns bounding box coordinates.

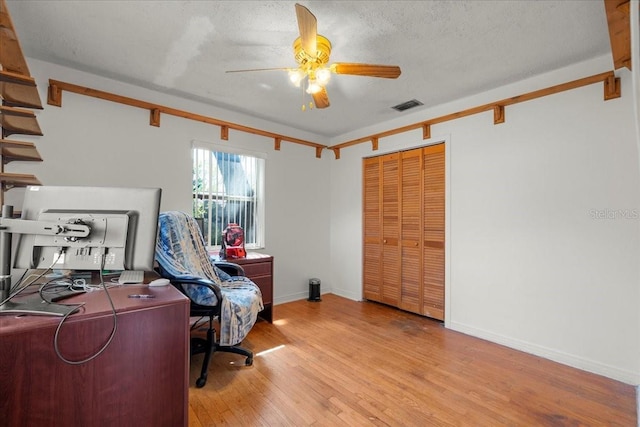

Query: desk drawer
[241,261,271,277]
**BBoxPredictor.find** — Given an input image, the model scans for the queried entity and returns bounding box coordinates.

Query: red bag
[219,223,246,259]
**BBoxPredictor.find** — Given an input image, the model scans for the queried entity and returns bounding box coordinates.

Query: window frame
[192,140,266,250]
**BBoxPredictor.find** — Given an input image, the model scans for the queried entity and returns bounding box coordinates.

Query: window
[192,142,265,249]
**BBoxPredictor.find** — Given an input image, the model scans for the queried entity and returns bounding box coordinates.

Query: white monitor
[14,186,162,272]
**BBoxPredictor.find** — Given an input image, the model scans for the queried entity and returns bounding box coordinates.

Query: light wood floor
[188,294,637,426]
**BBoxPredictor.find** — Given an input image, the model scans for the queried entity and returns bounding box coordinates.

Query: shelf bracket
[315,146,323,159]
[493,105,505,124]
[330,147,341,160]
[274,137,281,151]
[220,125,229,141]
[149,109,160,127]
[371,137,379,151]
[604,74,621,100]
[47,83,62,107]
[422,123,431,140]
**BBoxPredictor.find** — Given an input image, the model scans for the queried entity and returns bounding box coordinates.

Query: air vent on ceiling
[391,99,423,112]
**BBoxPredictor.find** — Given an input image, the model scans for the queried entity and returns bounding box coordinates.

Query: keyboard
[118,270,144,284]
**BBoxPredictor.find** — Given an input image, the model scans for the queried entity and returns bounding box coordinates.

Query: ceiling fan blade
[312,87,330,109]
[226,67,290,73]
[331,63,401,79]
[295,3,317,58]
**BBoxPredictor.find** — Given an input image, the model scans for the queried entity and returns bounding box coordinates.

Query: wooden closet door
[422,144,445,320]
[381,153,400,306]
[399,149,422,313]
[362,157,381,301]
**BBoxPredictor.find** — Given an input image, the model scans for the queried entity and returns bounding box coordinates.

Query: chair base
[191,334,253,388]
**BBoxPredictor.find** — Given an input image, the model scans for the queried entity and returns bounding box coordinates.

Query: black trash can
[308,278,321,302]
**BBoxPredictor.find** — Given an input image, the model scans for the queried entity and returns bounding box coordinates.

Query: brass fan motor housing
[293,35,332,66]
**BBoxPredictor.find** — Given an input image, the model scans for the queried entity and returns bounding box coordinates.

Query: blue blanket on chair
[155,211,263,346]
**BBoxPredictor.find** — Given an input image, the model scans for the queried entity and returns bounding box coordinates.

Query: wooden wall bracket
[330,147,341,160]
[604,74,621,100]
[422,123,431,140]
[493,105,505,124]
[150,108,160,127]
[220,125,229,141]
[274,137,281,151]
[47,83,62,107]
[371,137,379,151]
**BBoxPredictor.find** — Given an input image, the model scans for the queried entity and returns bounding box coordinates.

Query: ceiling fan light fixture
[288,69,305,87]
[316,67,331,85]
[306,79,322,94]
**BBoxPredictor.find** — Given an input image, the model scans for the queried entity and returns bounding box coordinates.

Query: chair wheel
[245,357,253,366]
[196,377,207,388]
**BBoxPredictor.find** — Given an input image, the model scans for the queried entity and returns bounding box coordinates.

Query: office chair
[155,211,263,388]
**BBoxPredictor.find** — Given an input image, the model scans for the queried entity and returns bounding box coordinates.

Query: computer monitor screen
[14,186,162,272]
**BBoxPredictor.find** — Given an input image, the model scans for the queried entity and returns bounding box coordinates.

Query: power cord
[38,276,107,302]
[0,248,67,307]
[53,252,118,365]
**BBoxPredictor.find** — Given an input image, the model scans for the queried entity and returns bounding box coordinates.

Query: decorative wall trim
[327,70,621,159]
[47,71,620,161]
[47,79,328,158]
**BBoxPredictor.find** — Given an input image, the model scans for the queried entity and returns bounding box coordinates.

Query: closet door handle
[383,239,387,244]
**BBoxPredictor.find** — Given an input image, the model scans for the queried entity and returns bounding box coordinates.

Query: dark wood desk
[0,283,190,427]
[215,252,273,323]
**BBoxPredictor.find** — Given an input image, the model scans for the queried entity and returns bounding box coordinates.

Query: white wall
[7,58,332,305]
[328,55,640,385]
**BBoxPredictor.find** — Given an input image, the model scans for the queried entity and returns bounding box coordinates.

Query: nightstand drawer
[241,261,271,277]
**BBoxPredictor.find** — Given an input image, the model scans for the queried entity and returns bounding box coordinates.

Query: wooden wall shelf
[0,1,32,77]
[0,71,43,109]
[0,105,43,138]
[0,139,42,163]
[0,172,41,189]
[604,0,632,70]
[0,0,44,205]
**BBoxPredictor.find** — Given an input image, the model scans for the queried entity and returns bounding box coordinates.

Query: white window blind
[192,142,265,249]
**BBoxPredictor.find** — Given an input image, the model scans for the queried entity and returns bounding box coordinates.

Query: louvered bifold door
[363,157,382,301]
[399,149,422,314]
[381,153,400,306]
[422,144,445,320]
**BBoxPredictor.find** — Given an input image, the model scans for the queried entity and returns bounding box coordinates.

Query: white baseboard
[273,291,308,305]
[327,287,361,301]
[273,287,362,306]
[449,320,640,386]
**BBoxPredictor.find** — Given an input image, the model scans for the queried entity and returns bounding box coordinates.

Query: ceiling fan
[227,3,401,110]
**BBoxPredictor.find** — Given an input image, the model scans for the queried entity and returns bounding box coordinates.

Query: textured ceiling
[7,1,612,139]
